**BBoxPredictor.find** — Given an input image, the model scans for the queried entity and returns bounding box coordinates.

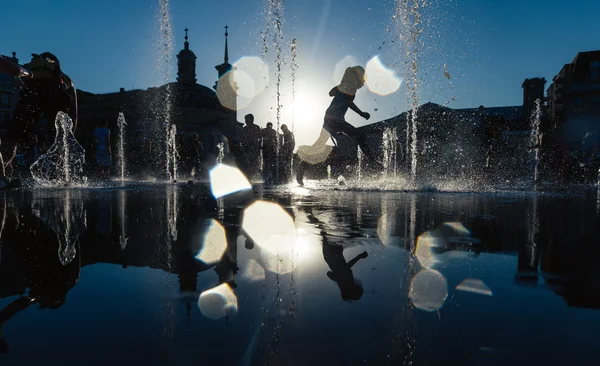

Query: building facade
[0,52,20,132]
[545,50,600,182]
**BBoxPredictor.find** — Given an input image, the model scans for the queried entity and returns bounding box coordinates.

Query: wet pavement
[0,182,599,365]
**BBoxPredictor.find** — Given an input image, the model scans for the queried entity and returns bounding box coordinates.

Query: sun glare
[291,91,322,127]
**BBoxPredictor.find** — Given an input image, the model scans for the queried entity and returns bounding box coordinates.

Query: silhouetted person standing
[0,52,77,187]
[241,114,261,179]
[262,122,278,184]
[280,124,295,183]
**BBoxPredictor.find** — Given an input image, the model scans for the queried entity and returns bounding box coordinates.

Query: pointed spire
[224,25,229,64]
[184,27,189,50]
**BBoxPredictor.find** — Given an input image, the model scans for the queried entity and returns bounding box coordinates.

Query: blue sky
[2,0,599,145]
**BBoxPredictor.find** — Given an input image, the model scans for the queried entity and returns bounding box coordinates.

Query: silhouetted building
[0,52,20,132]
[76,27,242,167]
[547,50,600,130]
[177,28,197,84]
[522,77,546,120]
[544,50,600,182]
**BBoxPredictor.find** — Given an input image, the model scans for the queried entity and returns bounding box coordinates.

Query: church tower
[177,28,197,84]
[214,25,238,113]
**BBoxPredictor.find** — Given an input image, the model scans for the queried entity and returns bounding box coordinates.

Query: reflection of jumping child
[296,66,381,185]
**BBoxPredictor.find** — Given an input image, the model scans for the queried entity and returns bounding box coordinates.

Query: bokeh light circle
[365,56,402,96]
[194,219,227,265]
[409,268,448,312]
[198,283,238,320]
[242,201,295,254]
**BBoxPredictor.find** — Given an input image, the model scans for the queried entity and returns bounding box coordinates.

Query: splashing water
[117,112,127,181]
[217,142,225,164]
[327,165,331,181]
[357,146,363,182]
[396,0,426,181]
[530,99,542,185]
[166,124,178,182]
[156,0,174,180]
[30,112,85,185]
[383,127,398,178]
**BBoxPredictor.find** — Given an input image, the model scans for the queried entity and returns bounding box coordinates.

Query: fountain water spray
[396,0,426,182]
[156,0,174,181]
[327,165,332,181]
[357,146,363,182]
[117,112,127,181]
[290,38,298,175]
[383,127,398,178]
[166,124,178,182]
[530,99,542,185]
[31,112,85,185]
[263,0,285,183]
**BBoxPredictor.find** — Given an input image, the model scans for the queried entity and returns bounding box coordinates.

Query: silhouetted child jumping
[296,66,382,185]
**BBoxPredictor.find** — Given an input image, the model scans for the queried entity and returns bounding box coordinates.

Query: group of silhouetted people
[238,113,295,184]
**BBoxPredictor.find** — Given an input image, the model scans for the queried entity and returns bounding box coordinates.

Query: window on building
[591,61,600,82]
[0,93,9,107]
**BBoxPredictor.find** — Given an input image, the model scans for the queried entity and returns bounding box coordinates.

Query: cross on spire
[224,25,229,63]
[184,27,189,41]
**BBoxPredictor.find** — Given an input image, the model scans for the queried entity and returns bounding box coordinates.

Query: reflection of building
[0,52,20,132]
[76,28,242,156]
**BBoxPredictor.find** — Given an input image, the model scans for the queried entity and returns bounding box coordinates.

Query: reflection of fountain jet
[0,195,6,265]
[32,190,87,265]
[118,190,128,250]
[167,187,179,243]
[377,194,403,247]
[515,196,540,285]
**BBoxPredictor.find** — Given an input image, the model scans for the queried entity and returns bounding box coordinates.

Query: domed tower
[177,28,197,84]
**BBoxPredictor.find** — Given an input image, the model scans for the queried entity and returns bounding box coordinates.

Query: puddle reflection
[0,186,598,363]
